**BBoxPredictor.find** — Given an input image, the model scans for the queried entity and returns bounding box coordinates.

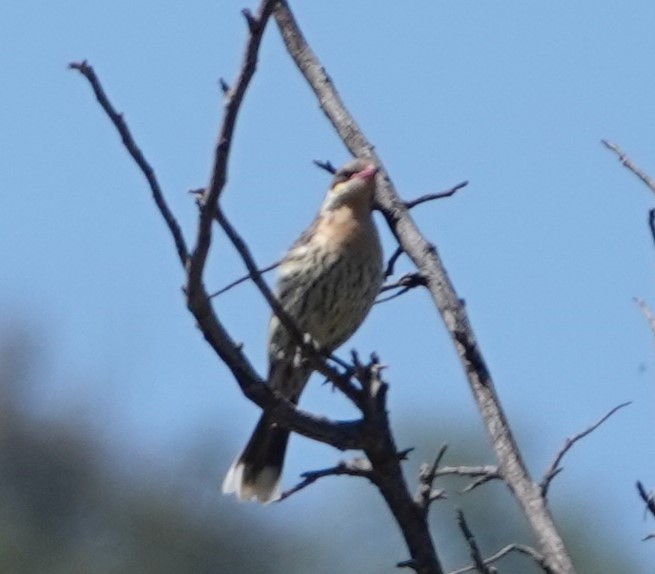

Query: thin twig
[404,181,469,209]
[455,509,496,574]
[313,159,336,174]
[219,77,231,95]
[415,445,449,512]
[601,139,655,194]
[349,353,443,574]
[435,465,502,478]
[187,0,278,293]
[434,465,501,493]
[68,61,189,266]
[379,273,426,294]
[448,543,551,574]
[209,260,281,298]
[634,298,655,340]
[277,458,373,501]
[540,402,631,497]
[385,180,467,280]
[375,286,415,305]
[637,480,655,539]
[461,473,503,494]
[384,246,404,278]
[637,481,655,517]
[375,273,427,304]
[208,250,415,301]
[602,140,655,247]
[637,481,655,541]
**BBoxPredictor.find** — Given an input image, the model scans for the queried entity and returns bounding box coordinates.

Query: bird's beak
[356,164,379,180]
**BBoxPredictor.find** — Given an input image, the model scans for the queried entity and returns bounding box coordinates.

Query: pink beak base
[355,164,379,180]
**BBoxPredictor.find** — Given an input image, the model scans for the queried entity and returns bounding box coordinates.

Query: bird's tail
[222,414,290,503]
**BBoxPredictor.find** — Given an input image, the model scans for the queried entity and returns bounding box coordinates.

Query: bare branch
[241,7,259,33]
[209,260,280,298]
[375,273,427,304]
[637,481,655,517]
[277,458,373,501]
[637,481,655,540]
[384,246,404,279]
[379,273,427,294]
[540,402,631,498]
[602,140,655,246]
[433,465,501,493]
[343,355,444,574]
[415,445,449,513]
[448,543,551,574]
[187,0,278,294]
[207,250,417,303]
[404,181,469,209]
[434,465,499,478]
[460,474,502,494]
[382,185,461,294]
[601,139,655,195]
[218,77,230,95]
[207,253,419,305]
[455,509,496,574]
[68,61,189,266]
[635,298,655,340]
[423,465,503,497]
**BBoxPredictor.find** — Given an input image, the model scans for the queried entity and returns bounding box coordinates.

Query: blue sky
[3,1,655,571]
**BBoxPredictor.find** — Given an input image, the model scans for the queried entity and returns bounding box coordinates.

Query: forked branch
[636,481,655,541]
[540,402,631,498]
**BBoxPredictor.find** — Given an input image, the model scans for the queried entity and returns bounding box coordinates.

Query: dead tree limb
[278,458,373,501]
[404,181,469,209]
[637,481,655,541]
[540,402,631,498]
[455,509,496,574]
[415,445,449,514]
[601,140,655,247]
[635,298,655,340]
[601,140,655,195]
[68,62,189,265]
[448,543,551,574]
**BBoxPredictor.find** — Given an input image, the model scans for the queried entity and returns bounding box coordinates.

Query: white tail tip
[222,460,281,504]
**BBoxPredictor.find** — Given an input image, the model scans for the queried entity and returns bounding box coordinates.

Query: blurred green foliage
[0,329,644,573]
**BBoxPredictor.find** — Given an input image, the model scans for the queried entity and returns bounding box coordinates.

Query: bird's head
[321,158,378,213]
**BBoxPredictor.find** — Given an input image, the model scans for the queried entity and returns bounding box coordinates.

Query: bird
[222,158,384,503]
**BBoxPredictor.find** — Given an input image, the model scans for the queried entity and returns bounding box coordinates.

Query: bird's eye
[340,170,354,179]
